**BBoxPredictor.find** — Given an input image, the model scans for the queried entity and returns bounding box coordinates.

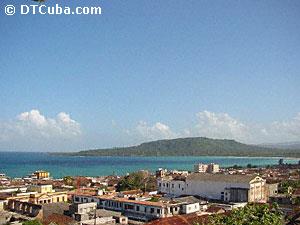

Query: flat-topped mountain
[55,137,300,157]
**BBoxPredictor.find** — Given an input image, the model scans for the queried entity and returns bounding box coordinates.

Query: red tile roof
[43,213,75,225]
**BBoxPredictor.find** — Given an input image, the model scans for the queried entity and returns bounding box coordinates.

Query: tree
[203,204,282,225]
[63,176,74,186]
[116,171,156,192]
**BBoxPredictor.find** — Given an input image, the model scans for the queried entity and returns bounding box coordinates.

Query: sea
[0,152,299,178]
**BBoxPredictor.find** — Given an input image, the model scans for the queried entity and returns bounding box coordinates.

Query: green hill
[56,137,300,157]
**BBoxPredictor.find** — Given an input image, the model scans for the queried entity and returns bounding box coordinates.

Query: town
[1,159,300,225]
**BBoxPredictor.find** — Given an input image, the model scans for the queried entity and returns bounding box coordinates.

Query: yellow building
[34,170,50,179]
[29,192,67,204]
[29,184,53,194]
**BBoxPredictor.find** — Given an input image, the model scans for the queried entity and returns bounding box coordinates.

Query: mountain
[55,137,300,157]
[259,141,300,150]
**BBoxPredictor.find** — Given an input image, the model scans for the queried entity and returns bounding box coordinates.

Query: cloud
[187,111,300,144]
[0,109,81,150]
[120,111,300,145]
[191,111,249,141]
[260,113,300,143]
[136,121,176,140]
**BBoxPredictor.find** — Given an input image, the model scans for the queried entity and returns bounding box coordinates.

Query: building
[194,163,219,173]
[207,163,220,173]
[29,184,53,194]
[34,170,50,179]
[72,194,205,222]
[194,164,208,173]
[265,182,279,201]
[5,185,67,205]
[7,191,67,205]
[158,173,266,203]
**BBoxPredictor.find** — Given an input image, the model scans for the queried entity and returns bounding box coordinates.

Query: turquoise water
[0,152,299,178]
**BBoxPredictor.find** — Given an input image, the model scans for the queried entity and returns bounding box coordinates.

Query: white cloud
[186,110,300,144]
[121,111,300,145]
[260,113,300,143]
[135,121,176,141]
[190,111,249,142]
[0,109,81,150]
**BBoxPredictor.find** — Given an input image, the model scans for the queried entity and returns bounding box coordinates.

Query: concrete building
[207,163,220,173]
[194,164,208,173]
[194,163,220,173]
[158,173,266,203]
[72,194,204,222]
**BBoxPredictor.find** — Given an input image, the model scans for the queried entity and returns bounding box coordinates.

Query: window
[150,208,154,213]
[172,184,174,188]
[126,204,134,210]
[136,206,140,211]
[159,183,161,187]
[178,184,181,188]
[166,183,169,187]
[57,197,60,202]
[157,209,161,214]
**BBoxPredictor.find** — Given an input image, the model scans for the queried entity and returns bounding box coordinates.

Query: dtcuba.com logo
[4,4,102,16]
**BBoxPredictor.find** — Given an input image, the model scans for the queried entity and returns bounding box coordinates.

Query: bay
[0,152,299,178]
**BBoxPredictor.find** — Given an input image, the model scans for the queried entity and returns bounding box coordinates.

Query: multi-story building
[194,164,208,173]
[158,173,266,203]
[194,163,220,173]
[5,185,67,205]
[207,163,220,173]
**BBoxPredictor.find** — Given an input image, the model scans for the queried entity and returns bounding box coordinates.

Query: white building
[194,163,220,173]
[158,173,266,203]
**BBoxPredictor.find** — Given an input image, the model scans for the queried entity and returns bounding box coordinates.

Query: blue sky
[0,0,300,151]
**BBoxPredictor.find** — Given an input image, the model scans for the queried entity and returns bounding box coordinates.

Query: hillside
[259,141,300,150]
[56,137,300,157]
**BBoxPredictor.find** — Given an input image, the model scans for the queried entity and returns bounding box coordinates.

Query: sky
[0,0,300,151]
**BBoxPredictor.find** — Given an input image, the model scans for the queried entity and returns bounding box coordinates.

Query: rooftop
[186,173,259,183]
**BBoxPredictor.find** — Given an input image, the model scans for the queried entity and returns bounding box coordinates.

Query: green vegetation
[280,180,300,195]
[204,204,282,225]
[116,171,156,192]
[63,176,74,186]
[148,196,160,202]
[23,220,43,225]
[52,137,300,157]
